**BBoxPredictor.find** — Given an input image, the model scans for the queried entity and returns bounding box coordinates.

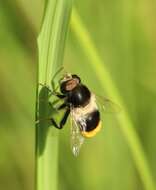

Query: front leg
[51,108,70,129]
[39,83,66,99]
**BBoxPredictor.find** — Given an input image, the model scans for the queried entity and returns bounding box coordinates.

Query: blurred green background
[0,0,156,190]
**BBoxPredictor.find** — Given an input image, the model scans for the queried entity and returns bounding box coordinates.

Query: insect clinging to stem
[38,69,120,156]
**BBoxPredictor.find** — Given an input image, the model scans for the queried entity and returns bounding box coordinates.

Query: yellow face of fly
[81,121,102,138]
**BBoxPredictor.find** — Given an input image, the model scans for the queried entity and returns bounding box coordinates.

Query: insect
[41,73,119,156]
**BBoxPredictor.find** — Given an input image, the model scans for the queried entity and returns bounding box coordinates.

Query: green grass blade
[70,8,155,190]
[35,1,73,190]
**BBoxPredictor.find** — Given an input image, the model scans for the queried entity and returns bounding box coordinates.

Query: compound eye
[72,74,81,83]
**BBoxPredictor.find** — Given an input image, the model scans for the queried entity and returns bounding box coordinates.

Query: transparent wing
[70,111,85,157]
[95,94,121,114]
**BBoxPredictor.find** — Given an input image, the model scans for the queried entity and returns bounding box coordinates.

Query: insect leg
[45,90,65,99]
[39,83,51,91]
[38,83,65,99]
[51,108,70,129]
[55,94,66,99]
[60,108,70,127]
[48,101,67,112]
[57,103,67,110]
[51,67,64,90]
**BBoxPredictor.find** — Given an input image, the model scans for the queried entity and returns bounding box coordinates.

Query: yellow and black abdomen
[80,110,101,138]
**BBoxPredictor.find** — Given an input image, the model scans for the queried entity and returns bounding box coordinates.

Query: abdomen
[79,110,101,138]
[72,93,101,138]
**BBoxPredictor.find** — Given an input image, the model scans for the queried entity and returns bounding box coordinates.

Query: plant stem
[35,1,73,190]
[70,8,155,190]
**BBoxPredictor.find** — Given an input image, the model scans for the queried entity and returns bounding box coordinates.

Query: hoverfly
[40,72,119,156]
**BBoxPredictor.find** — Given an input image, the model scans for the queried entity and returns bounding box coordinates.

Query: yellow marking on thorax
[81,121,102,138]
